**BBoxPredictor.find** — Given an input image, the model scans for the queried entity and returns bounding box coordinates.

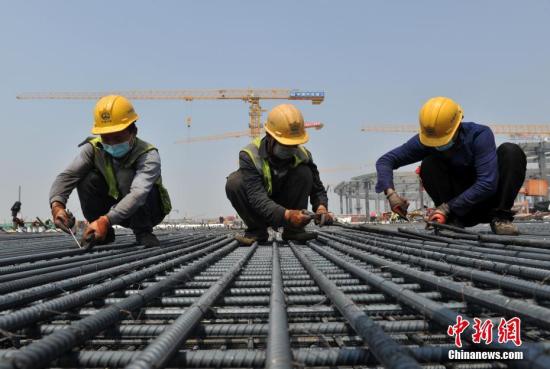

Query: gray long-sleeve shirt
[49,143,161,225]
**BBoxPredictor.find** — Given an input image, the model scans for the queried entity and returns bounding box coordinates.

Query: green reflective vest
[241,137,310,195]
[86,137,172,215]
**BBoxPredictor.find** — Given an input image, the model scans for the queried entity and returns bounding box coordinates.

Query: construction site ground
[0,222,550,369]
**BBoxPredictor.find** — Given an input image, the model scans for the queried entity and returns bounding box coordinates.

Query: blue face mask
[103,140,132,158]
[435,140,455,152]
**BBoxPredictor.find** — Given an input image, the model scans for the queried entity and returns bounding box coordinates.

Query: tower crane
[175,121,324,144]
[17,89,325,138]
[361,124,550,139]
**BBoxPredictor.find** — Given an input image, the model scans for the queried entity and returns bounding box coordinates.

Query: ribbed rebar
[0,347,511,367]
[265,243,293,369]
[308,239,550,369]
[0,239,238,369]
[290,242,421,369]
[316,236,550,329]
[2,225,550,369]
[320,232,550,298]
[124,243,257,369]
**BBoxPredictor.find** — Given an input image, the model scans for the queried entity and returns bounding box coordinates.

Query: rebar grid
[0,224,548,369]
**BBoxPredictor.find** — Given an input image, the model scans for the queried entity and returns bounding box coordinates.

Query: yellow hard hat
[92,95,139,135]
[264,104,309,145]
[418,96,463,147]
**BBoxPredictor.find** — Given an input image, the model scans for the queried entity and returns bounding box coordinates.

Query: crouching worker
[226,104,333,245]
[49,95,171,248]
[376,96,526,235]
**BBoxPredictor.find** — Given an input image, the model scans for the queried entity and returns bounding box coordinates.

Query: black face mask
[272,143,297,160]
[266,136,293,167]
[269,155,293,169]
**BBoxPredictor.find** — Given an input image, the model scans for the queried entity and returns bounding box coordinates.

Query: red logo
[497,317,522,346]
[447,315,470,348]
[472,318,494,344]
[447,316,522,347]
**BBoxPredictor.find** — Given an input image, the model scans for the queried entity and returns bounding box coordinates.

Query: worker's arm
[239,151,287,227]
[447,129,498,216]
[375,135,431,193]
[305,150,328,211]
[106,150,161,225]
[49,145,95,206]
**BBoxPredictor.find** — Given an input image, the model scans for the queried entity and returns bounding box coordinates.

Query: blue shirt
[375,122,498,216]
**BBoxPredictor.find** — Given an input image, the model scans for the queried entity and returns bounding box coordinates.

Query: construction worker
[376,96,527,235]
[49,95,172,247]
[225,104,332,245]
[10,201,24,230]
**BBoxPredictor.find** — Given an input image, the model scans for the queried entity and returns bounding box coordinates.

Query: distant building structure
[334,171,433,215]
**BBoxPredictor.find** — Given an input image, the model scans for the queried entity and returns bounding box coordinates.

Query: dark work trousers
[225,164,314,237]
[420,143,527,226]
[77,170,165,235]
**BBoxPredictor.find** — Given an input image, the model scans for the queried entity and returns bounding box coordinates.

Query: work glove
[386,189,409,218]
[81,215,110,248]
[285,209,312,228]
[51,201,75,233]
[315,205,334,226]
[427,203,450,224]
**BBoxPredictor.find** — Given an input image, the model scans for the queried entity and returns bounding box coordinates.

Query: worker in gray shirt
[49,95,171,248]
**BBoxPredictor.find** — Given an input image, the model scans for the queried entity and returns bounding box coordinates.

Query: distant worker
[10,201,24,229]
[226,104,333,245]
[376,96,527,235]
[49,95,172,248]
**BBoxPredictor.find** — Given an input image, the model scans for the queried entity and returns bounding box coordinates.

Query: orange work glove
[51,201,75,233]
[315,205,334,226]
[427,203,450,224]
[386,189,410,218]
[285,209,312,228]
[82,215,110,245]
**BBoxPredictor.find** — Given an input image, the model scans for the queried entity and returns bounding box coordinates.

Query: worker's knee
[225,170,245,197]
[77,171,108,196]
[77,171,112,222]
[497,143,527,167]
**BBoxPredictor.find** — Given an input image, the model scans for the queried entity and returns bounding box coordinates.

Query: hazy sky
[1,0,549,222]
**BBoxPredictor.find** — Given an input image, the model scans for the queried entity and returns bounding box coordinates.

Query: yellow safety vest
[86,137,172,215]
[240,137,310,195]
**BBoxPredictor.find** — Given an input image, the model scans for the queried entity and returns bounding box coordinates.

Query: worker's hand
[315,205,334,226]
[51,201,75,233]
[82,216,110,246]
[386,189,409,218]
[427,203,450,224]
[285,209,312,228]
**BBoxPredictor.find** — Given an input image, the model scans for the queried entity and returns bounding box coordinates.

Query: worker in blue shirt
[376,96,527,235]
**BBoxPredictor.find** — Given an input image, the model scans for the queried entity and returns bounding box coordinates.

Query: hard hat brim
[419,115,462,147]
[91,120,137,135]
[265,125,309,145]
